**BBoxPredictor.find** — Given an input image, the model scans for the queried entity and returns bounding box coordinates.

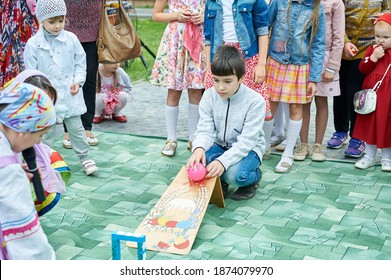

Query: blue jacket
[204,0,269,60]
[268,0,326,82]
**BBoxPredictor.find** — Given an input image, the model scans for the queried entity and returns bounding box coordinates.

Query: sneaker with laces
[327,131,348,149]
[161,140,178,157]
[355,155,376,169]
[275,139,286,151]
[294,142,310,161]
[270,132,285,147]
[344,138,365,158]
[82,159,98,175]
[381,159,391,172]
[312,143,326,162]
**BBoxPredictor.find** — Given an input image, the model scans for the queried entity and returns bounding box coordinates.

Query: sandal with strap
[63,139,72,149]
[87,136,99,146]
[82,159,98,175]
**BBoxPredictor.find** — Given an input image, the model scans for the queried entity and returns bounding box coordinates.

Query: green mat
[41,131,391,260]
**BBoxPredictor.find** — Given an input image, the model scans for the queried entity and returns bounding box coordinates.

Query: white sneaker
[311,143,326,162]
[82,159,98,175]
[381,159,391,172]
[355,156,376,170]
[274,161,292,173]
[275,139,287,151]
[270,132,285,147]
[294,142,310,161]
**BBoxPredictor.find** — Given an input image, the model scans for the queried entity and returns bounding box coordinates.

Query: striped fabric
[266,57,311,104]
[2,209,41,243]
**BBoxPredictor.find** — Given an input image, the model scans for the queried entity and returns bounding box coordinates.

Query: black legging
[64,41,98,133]
[333,59,365,137]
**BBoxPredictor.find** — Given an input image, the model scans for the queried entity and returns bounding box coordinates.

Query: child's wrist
[325,67,336,74]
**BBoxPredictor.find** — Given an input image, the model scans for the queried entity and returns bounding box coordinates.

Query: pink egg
[187,164,207,181]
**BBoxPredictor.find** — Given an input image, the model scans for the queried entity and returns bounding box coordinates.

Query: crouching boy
[187,45,267,200]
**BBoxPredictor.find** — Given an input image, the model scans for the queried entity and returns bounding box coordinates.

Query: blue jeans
[206,144,262,188]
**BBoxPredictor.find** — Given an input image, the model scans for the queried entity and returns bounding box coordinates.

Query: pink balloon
[187,164,207,182]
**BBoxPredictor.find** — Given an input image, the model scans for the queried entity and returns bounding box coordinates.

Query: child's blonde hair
[286,0,321,51]
[97,65,118,93]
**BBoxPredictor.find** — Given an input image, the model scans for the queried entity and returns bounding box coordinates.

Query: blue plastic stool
[111,231,146,260]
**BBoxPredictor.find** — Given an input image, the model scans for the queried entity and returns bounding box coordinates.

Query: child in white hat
[24,0,98,175]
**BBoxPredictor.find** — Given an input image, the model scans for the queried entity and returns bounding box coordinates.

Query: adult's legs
[81,42,99,132]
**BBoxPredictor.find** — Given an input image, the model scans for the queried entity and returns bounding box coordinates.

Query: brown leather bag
[97,0,142,63]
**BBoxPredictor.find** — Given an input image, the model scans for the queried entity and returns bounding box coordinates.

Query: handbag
[97,0,142,64]
[353,63,391,114]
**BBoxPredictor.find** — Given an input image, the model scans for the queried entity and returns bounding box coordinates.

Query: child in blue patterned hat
[0,81,56,259]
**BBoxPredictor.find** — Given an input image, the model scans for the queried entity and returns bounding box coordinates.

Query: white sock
[188,103,199,141]
[365,144,377,158]
[273,103,285,135]
[283,118,302,158]
[263,119,274,150]
[165,105,179,141]
[381,148,391,161]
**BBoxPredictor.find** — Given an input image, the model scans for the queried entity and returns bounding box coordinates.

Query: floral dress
[0,0,38,87]
[151,0,206,90]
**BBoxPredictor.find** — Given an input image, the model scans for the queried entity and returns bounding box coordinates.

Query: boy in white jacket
[24,0,97,175]
[187,45,266,200]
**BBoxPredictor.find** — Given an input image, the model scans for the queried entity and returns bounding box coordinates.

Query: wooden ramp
[127,166,225,255]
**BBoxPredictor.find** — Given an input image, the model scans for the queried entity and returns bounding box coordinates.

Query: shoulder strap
[0,155,19,169]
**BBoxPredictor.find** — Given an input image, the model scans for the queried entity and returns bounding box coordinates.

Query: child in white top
[93,63,132,124]
[24,0,97,175]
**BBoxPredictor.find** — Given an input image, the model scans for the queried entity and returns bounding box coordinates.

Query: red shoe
[112,114,127,123]
[93,115,104,124]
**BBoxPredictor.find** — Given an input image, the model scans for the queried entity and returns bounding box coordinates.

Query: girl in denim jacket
[204,0,273,159]
[294,0,345,162]
[266,0,326,173]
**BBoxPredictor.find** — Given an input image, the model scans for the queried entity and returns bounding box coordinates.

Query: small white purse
[353,63,391,114]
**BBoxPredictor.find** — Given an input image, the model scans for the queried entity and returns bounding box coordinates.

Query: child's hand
[21,163,34,181]
[206,160,224,178]
[190,12,204,25]
[370,45,385,62]
[306,82,317,98]
[186,148,206,170]
[69,83,80,95]
[344,42,358,58]
[253,63,266,84]
[176,11,191,23]
[322,70,335,83]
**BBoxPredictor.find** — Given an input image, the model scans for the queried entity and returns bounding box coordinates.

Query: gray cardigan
[192,84,266,169]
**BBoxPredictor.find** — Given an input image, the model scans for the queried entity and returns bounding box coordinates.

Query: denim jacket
[204,0,269,60]
[268,0,326,82]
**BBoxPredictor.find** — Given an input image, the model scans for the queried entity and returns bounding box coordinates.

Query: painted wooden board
[126,166,225,255]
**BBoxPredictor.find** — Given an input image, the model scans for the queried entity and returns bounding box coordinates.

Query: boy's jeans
[206,144,262,188]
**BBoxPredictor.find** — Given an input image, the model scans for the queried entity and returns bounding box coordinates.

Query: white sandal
[274,161,292,173]
[82,159,98,175]
[62,139,72,149]
[87,136,99,146]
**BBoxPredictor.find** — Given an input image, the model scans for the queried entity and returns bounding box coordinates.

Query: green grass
[125,19,167,82]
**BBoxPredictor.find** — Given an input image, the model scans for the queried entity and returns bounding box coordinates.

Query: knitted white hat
[36,0,67,22]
